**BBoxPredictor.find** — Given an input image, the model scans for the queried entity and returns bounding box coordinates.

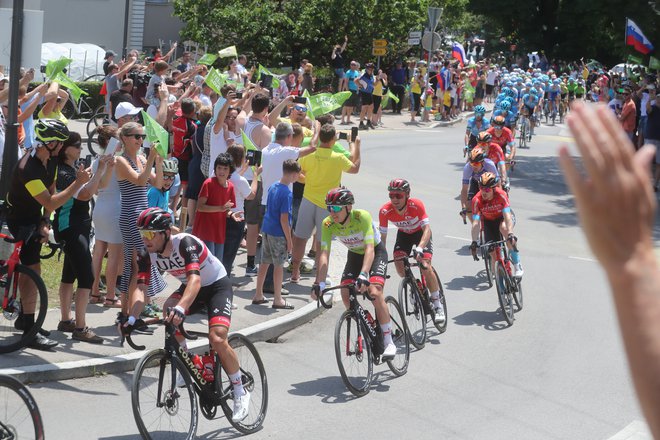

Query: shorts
[244,180,263,225]
[524,105,535,117]
[393,229,433,260]
[293,198,327,242]
[261,233,288,265]
[6,218,42,266]
[58,224,94,289]
[341,241,388,286]
[334,68,345,79]
[482,217,503,245]
[344,91,360,107]
[173,276,233,329]
[360,92,373,106]
[429,74,438,91]
[486,84,494,95]
[467,179,479,210]
[372,95,382,111]
[177,159,190,184]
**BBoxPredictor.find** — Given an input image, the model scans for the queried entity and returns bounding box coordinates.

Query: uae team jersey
[486,126,514,148]
[472,187,511,221]
[321,209,381,255]
[137,233,227,286]
[485,143,506,165]
[378,198,429,235]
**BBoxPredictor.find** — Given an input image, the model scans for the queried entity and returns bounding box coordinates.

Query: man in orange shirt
[618,87,637,142]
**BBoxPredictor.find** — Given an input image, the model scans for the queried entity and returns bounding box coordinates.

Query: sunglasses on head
[293,105,307,112]
[127,133,147,140]
[327,205,343,213]
[389,192,405,200]
[139,230,164,240]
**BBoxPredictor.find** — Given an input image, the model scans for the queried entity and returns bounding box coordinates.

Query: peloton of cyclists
[464,105,490,153]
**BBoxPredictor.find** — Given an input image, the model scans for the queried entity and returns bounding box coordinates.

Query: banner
[204,68,226,95]
[218,45,238,58]
[306,91,352,117]
[650,56,660,71]
[141,110,169,158]
[627,54,643,65]
[52,71,87,103]
[256,64,280,89]
[45,56,72,80]
[197,53,218,66]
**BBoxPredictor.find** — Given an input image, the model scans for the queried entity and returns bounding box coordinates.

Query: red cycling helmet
[387,178,410,194]
[136,207,173,230]
[325,187,355,206]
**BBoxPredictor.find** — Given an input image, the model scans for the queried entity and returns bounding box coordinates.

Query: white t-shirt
[199,93,212,107]
[486,70,498,86]
[260,142,299,205]
[209,125,228,177]
[230,172,251,215]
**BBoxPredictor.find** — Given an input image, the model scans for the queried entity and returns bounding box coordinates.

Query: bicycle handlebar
[122,310,198,351]
[317,282,375,310]
[40,241,64,260]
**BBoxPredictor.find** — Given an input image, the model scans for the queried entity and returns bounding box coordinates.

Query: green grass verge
[39,251,108,309]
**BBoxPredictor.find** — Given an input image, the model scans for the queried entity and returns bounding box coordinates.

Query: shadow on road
[288,371,397,403]
[452,309,511,331]
[445,273,490,292]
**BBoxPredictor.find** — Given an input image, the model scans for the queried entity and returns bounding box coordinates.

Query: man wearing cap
[110,78,134,122]
[357,63,376,130]
[618,86,637,142]
[103,50,118,76]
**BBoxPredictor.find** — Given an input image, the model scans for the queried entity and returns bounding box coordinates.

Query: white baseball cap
[115,101,141,119]
[0,73,8,82]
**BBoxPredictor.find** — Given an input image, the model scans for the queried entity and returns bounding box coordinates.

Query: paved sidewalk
[0,244,346,383]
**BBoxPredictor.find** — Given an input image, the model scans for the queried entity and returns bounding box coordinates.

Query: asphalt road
[24,119,656,439]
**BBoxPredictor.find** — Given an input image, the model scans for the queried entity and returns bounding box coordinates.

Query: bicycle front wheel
[334,310,373,397]
[132,349,198,440]
[481,248,493,288]
[513,277,523,311]
[385,296,410,377]
[495,263,514,326]
[0,374,44,440]
[220,333,268,434]
[0,264,48,354]
[429,268,448,334]
[397,278,425,349]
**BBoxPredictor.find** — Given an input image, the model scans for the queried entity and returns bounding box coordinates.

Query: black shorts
[360,92,373,106]
[174,276,233,329]
[429,74,439,91]
[467,179,479,209]
[393,229,433,260]
[482,217,503,245]
[524,105,535,117]
[6,218,42,266]
[341,241,388,286]
[372,95,382,111]
[344,91,360,107]
[177,159,190,184]
[244,180,263,225]
[486,84,494,95]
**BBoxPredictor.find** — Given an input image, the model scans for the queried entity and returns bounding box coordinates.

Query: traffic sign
[409,31,422,39]
[372,47,387,56]
[372,40,388,48]
[408,38,420,46]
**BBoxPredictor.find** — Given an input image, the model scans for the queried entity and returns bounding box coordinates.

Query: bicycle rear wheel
[513,277,523,311]
[0,265,48,354]
[334,310,373,397]
[132,349,198,440]
[429,268,448,334]
[0,374,44,440]
[495,263,514,326]
[87,127,100,156]
[397,278,425,349]
[220,333,268,434]
[385,296,410,377]
[481,248,493,288]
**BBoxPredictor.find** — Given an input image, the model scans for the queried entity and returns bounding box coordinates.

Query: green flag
[52,72,87,103]
[240,129,257,151]
[218,45,238,58]
[204,68,226,95]
[386,89,400,104]
[257,64,280,89]
[650,56,660,71]
[141,110,169,158]
[305,91,351,117]
[45,56,72,80]
[302,89,315,120]
[627,54,643,65]
[197,53,218,66]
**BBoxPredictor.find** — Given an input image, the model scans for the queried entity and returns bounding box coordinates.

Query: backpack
[171,116,197,161]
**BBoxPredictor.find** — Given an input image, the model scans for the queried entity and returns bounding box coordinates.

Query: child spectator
[423,88,434,122]
[147,158,179,218]
[252,159,301,309]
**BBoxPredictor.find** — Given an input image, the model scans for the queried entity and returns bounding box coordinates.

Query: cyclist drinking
[131,207,250,422]
[313,187,396,359]
[469,173,523,278]
[378,179,445,324]
[464,105,490,152]
[460,147,499,222]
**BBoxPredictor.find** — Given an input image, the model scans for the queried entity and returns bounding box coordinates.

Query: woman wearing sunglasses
[115,122,166,328]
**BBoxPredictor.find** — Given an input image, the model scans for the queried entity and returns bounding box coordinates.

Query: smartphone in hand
[351,126,359,142]
[246,150,262,166]
[293,96,307,104]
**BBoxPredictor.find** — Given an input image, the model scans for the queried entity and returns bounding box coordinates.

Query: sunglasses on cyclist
[127,133,147,140]
[389,192,405,200]
[163,174,176,180]
[139,230,164,240]
[480,186,493,192]
[327,205,344,213]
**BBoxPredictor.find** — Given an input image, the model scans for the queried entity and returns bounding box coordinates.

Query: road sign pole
[377,56,381,71]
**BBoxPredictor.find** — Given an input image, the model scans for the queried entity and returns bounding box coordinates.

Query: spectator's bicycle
[0,374,44,439]
[125,317,268,438]
[317,282,410,397]
[390,255,447,350]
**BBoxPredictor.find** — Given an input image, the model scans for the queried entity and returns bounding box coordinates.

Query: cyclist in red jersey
[476,131,508,190]
[469,173,523,277]
[487,116,516,170]
[379,179,445,324]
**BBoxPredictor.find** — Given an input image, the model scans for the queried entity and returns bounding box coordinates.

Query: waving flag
[197,53,218,66]
[626,18,654,55]
[52,72,87,103]
[218,45,238,58]
[204,68,226,95]
[451,42,466,67]
[141,110,169,158]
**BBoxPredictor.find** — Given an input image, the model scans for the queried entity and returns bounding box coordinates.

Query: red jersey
[486,126,513,148]
[192,178,235,243]
[484,143,505,164]
[379,197,429,235]
[472,187,510,221]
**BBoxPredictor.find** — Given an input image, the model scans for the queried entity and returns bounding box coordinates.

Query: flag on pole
[256,64,280,89]
[204,68,226,95]
[52,72,87,103]
[625,18,654,55]
[650,56,660,71]
[197,53,218,66]
[386,89,400,104]
[240,129,257,151]
[141,110,169,158]
[451,42,466,67]
[302,89,316,120]
[218,45,238,58]
[45,57,72,80]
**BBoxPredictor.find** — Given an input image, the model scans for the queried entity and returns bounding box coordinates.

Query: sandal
[103,297,122,308]
[90,293,106,304]
[272,301,294,310]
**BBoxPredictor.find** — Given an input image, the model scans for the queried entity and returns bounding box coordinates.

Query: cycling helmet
[492,115,506,126]
[504,96,516,104]
[479,172,499,188]
[530,88,539,96]
[500,101,511,111]
[136,207,173,231]
[469,147,485,164]
[476,132,492,144]
[387,178,410,194]
[474,105,486,115]
[505,88,516,98]
[501,87,511,95]
[35,119,69,143]
[162,159,178,174]
[506,81,513,87]
[525,81,532,87]
[569,77,575,82]
[325,187,354,206]
[553,79,560,85]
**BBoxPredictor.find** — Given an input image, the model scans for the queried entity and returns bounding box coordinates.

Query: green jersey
[566,83,577,94]
[320,209,381,255]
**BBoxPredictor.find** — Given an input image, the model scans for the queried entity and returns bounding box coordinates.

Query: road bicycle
[0,374,44,440]
[390,255,447,350]
[518,112,529,149]
[125,316,268,438]
[0,212,60,354]
[558,98,568,123]
[317,282,410,397]
[473,237,523,326]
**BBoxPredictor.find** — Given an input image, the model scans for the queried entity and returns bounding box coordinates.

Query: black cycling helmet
[35,119,69,143]
[325,187,355,206]
[387,178,410,194]
[136,207,173,230]
[469,147,485,164]
[476,132,492,144]
[492,115,506,127]
[479,172,499,188]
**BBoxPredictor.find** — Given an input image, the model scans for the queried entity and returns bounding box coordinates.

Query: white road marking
[444,235,471,242]
[568,256,596,262]
[607,420,652,440]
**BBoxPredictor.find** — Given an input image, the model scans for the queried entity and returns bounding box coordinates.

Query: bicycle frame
[391,257,433,316]
[0,231,25,314]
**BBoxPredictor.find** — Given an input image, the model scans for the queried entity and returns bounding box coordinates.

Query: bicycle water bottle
[202,353,215,382]
[191,354,204,373]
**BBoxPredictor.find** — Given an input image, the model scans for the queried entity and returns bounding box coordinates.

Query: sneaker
[433,305,446,325]
[513,263,524,278]
[381,341,397,360]
[367,121,375,129]
[245,265,258,277]
[232,390,251,422]
[27,333,58,351]
[141,304,159,318]
[306,249,316,259]
[72,327,104,344]
[359,122,367,130]
[57,319,76,333]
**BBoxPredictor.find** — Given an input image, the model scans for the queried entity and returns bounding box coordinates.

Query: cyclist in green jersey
[312,187,396,359]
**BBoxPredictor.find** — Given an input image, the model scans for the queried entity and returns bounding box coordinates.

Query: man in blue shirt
[148,159,178,218]
[358,63,376,130]
[341,61,361,125]
[389,61,407,114]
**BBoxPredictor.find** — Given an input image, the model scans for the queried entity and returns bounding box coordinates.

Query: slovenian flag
[452,42,466,67]
[625,18,654,55]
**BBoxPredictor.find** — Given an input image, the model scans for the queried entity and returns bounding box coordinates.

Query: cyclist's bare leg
[420,259,439,292]
[393,258,405,278]
[18,262,40,315]
[209,325,239,377]
[369,284,390,326]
